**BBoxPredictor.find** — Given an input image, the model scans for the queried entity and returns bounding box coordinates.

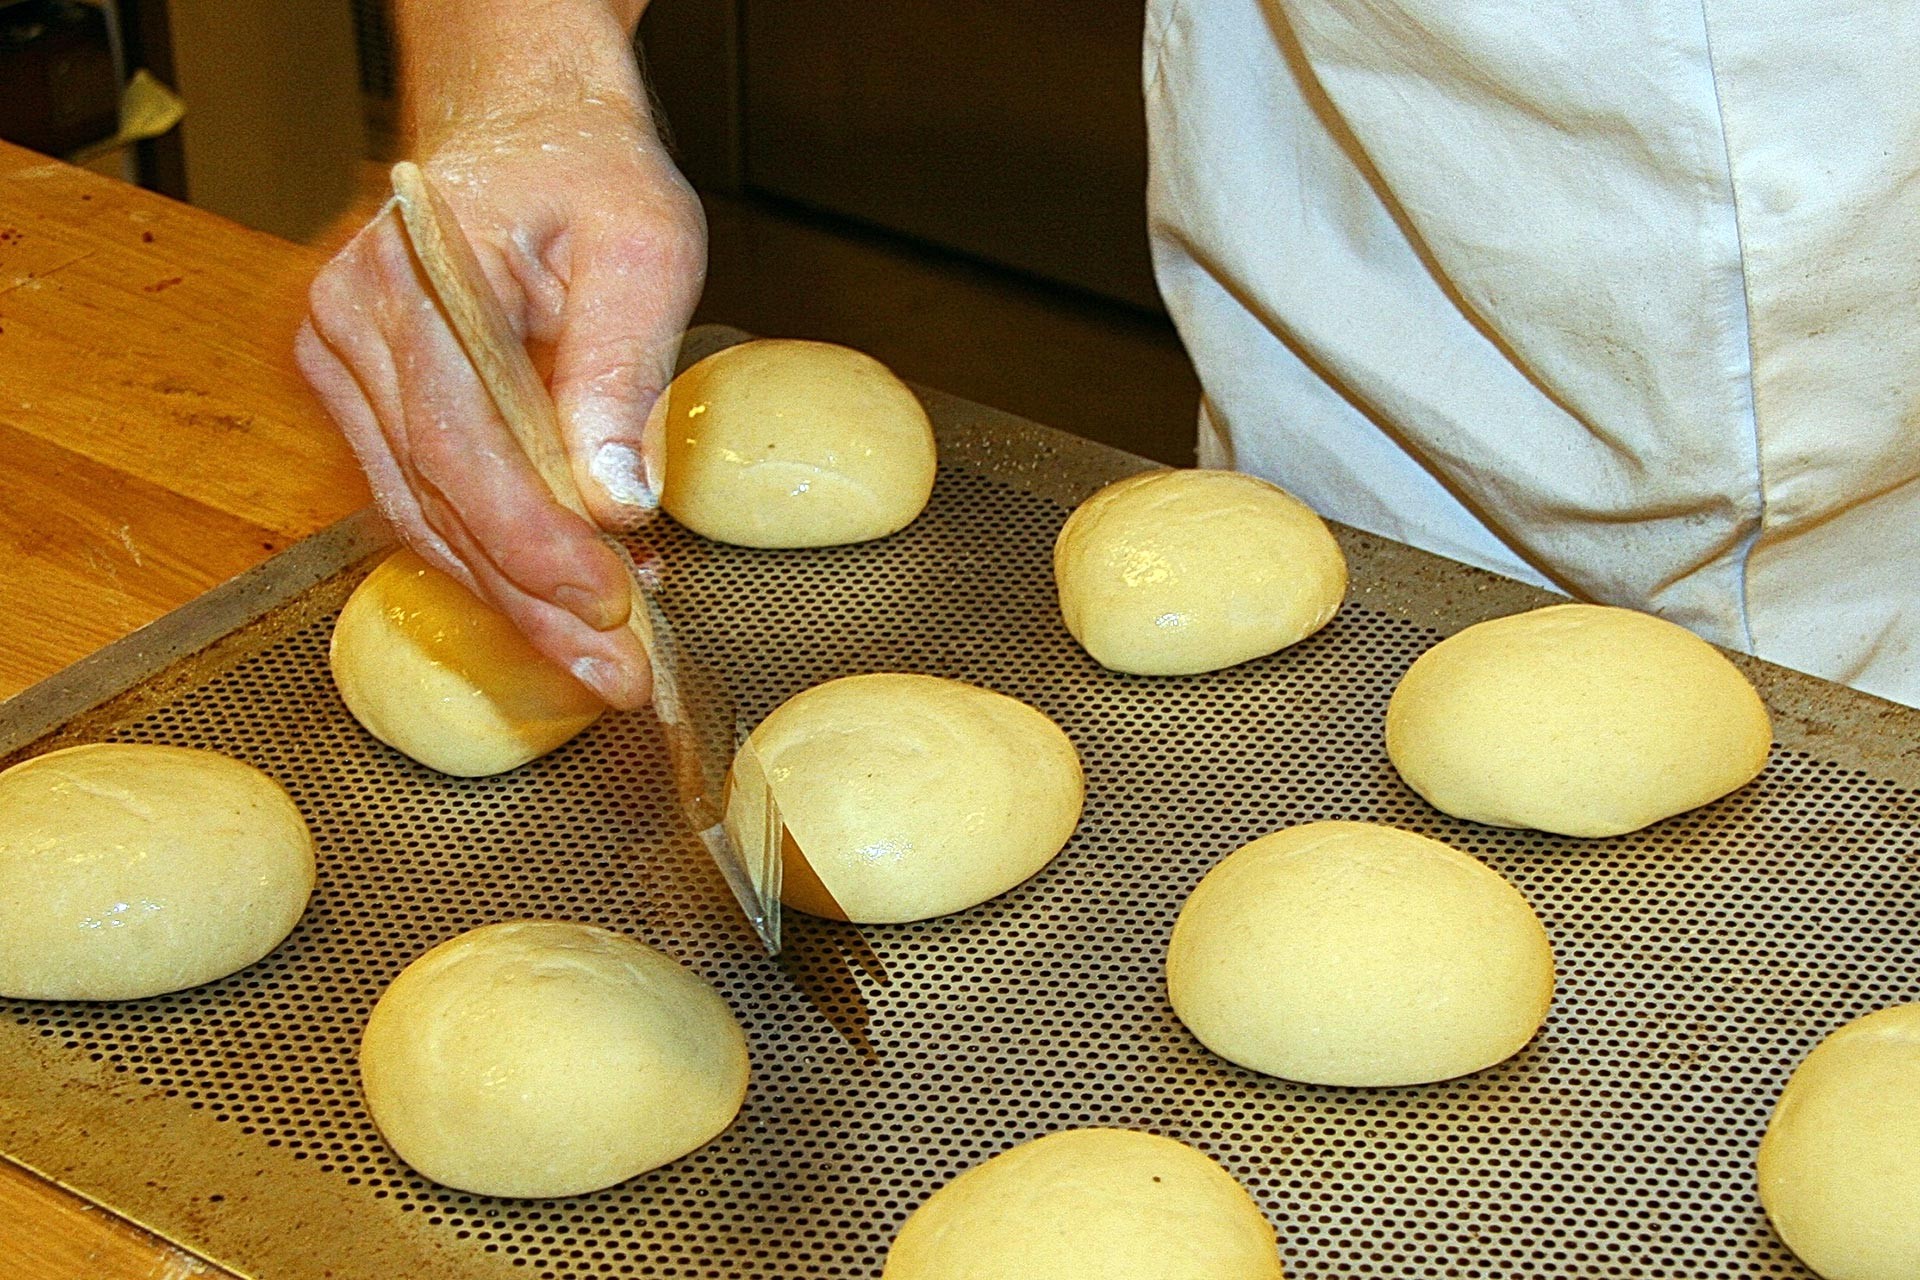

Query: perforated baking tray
[4,326,1917,1279]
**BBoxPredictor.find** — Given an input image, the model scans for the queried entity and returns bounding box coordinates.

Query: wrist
[397,0,654,154]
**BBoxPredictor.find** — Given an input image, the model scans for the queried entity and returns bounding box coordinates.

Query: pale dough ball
[1758,1004,1920,1280]
[1053,469,1347,675]
[0,744,315,1000]
[1167,821,1554,1087]
[723,673,1083,924]
[330,549,603,777]
[884,1128,1284,1280]
[650,338,937,547]
[1386,603,1772,838]
[359,921,749,1198]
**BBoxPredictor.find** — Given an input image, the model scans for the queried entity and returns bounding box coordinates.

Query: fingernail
[571,655,644,708]
[553,583,629,632]
[590,440,658,510]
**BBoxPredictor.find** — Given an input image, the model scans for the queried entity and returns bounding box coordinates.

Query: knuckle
[306,256,377,345]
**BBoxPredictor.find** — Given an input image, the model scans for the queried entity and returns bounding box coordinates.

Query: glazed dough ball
[359,921,749,1198]
[330,549,603,777]
[723,673,1083,924]
[1758,1004,1920,1280]
[0,744,315,1000]
[1386,603,1772,838]
[650,338,937,547]
[884,1128,1284,1280]
[1053,469,1347,675]
[1167,821,1553,1087]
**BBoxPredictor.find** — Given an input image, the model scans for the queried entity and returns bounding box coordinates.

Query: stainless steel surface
[3,325,1918,1278]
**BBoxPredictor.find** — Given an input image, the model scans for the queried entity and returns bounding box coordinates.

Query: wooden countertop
[0,139,368,1279]
[0,139,369,698]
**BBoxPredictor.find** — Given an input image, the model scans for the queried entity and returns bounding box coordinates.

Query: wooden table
[0,140,368,1279]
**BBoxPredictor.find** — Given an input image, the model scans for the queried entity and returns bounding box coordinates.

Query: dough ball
[330,549,603,777]
[884,1127,1284,1280]
[723,673,1083,924]
[1385,603,1772,837]
[359,921,749,1198]
[1167,821,1553,1087]
[650,338,937,547]
[1758,1004,1920,1280]
[1053,469,1346,675]
[0,744,315,1000]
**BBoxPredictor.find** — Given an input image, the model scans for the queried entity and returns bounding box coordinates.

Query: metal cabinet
[647,0,1160,313]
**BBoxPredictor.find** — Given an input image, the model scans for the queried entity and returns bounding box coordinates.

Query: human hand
[297,94,703,710]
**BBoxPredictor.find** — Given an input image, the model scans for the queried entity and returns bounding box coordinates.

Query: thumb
[550,209,706,529]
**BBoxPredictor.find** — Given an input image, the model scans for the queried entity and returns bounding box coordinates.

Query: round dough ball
[0,744,315,1000]
[650,338,937,548]
[1386,603,1772,837]
[1758,1004,1920,1280]
[330,549,603,777]
[1053,469,1346,675]
[884,1128,1284,1280]
[723,673,1083,924]
[1167,821,1553,1087]
[359,921,749,1198]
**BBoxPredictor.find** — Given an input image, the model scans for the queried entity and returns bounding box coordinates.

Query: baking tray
[3,325,1917,1279]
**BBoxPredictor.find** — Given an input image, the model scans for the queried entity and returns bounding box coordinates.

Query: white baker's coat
[1145,0,1920,707]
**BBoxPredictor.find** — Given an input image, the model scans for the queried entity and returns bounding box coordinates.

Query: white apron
[1145,0,1920,707]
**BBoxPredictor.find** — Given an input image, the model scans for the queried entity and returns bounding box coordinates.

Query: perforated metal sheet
[4,334,1919,1279]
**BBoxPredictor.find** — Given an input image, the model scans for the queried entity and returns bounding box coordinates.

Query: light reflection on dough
[77,898,161,930]
[1114,542,1174,588]
[854,838,910,866]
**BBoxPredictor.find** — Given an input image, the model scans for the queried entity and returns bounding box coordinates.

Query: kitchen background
[3,0,1200,463]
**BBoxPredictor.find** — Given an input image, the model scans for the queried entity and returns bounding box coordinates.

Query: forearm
[395,0,654,153]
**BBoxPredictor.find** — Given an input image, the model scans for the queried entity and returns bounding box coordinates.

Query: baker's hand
[296,97,702,711]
